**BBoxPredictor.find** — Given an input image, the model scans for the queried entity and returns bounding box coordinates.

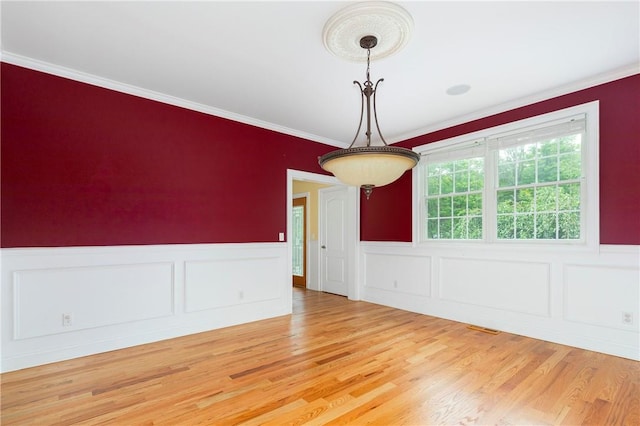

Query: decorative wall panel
[185,257,282,312]
[565,264,639,330]
[365,253,430,297]
[14,263,174,339]
[439,257,550,317]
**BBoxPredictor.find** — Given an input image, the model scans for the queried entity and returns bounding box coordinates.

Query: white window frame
[412,101,600,252]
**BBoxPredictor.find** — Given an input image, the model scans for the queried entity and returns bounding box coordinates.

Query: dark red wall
[2,64,638,247]
[361,74,640,245]
[1,63,330,247]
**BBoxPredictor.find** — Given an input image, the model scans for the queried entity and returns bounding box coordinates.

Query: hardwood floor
[2,288,638,425]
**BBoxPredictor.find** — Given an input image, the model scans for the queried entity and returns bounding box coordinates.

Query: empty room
[1,1,638,424]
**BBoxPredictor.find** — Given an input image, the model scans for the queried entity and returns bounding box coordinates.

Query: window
[425,157,484,240]
[493,121,584,241]
[414,102,598,248]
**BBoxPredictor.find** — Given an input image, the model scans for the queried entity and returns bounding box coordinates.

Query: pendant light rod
[348,35,388,149]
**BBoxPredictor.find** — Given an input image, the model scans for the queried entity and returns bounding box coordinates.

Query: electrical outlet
[62,313,73,327]
[622,311,633,325]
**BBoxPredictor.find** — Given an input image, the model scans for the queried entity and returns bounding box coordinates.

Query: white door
[319,186,349,296]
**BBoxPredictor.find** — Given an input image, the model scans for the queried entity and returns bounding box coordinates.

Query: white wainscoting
[360,242,640,360]
[3,241,637,371]
[1,243,290,372]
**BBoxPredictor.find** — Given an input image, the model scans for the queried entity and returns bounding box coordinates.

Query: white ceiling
[1,1,638,148]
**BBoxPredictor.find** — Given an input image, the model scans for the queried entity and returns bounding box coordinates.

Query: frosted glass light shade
[319,146,420,188]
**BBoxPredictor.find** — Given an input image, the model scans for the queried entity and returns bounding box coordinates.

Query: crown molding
[389,63,640,145]
[2,52,636,148]
[0,52,347,148]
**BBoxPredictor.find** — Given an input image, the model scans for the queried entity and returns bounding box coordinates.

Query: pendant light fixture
[319,2,420,199]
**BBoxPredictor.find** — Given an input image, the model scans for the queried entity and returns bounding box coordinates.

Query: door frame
[292,192,309,288]
[286,169,360,301]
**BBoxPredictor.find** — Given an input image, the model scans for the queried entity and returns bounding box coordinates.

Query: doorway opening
[292,194,307,288]
[286,169,360,304]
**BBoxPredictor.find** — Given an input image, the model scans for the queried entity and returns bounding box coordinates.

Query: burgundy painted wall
[2,64,638,247]
[361,74,640,245]
[1,63,330,247]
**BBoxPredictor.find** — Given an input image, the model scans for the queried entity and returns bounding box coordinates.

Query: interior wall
[0,63,333,372]
[356,74,640,361]
[5,64,637,247]
[2,62,638,370]
[1,243,290,372]
[1,63,332,248]
[360,242,639,361]
[361,74,640,245]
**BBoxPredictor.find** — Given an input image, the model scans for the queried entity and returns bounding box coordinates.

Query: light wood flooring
[1,288,638,425]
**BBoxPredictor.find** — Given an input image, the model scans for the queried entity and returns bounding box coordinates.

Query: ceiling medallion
[322,1,414,62]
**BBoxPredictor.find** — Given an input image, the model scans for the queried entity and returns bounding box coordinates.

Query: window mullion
[485,146,497,242]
